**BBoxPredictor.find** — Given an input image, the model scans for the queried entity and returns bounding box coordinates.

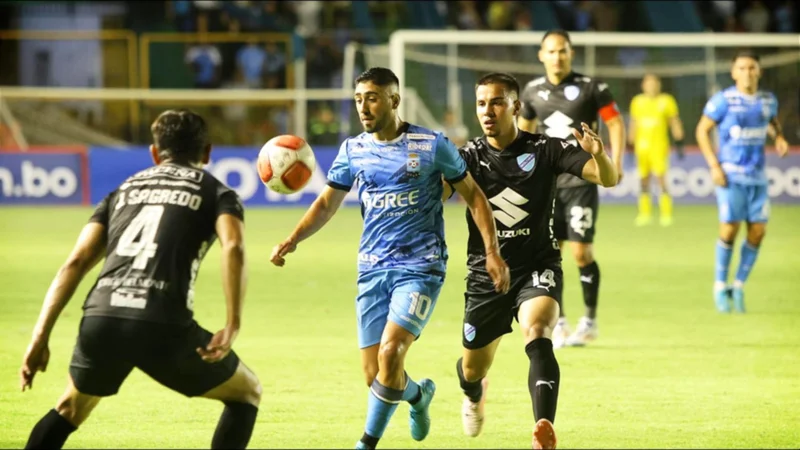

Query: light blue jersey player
[696,51,790,314]
[271,68,509,449]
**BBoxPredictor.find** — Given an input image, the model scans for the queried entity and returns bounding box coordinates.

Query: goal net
[375,31,800,144]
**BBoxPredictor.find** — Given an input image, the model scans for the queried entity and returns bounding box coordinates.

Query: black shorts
[553,184,599,243]
[69,316,239,397]
[462,262,563,350]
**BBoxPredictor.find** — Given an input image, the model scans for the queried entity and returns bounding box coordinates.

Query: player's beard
[362,115,384,133]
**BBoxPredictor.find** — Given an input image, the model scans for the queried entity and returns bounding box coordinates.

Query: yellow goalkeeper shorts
[635,147,669,178]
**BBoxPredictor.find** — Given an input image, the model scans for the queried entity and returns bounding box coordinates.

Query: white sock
[733,280,744,289]
[714,281,727,291]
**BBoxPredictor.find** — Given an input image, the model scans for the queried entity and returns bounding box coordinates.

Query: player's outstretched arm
[573,122,618,187]
[270,186,348,267]
[452,174,511,294]
[21,222,107,391]
[198,213,247,363]
[696,115,727,187]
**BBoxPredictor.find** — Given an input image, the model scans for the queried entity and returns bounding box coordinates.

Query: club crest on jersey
[516,153,536,172]
[406,152,421,177]
[564,85,580,101]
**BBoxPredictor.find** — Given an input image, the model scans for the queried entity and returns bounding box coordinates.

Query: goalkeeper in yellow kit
[629,74,685,226]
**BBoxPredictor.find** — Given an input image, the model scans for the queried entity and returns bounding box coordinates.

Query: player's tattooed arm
[768,116,789,158]
[21,222,107,391]
[695,115,727,187]
[270,186,348,267]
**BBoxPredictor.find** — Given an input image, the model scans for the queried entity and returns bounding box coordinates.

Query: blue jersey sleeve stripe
[445,169,467,184]
[327,180,352,191]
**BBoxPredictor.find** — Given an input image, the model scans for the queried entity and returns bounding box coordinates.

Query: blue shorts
[355,269,445,349]
[715,183,770,224]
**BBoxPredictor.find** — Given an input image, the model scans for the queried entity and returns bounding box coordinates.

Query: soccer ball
[257,135,317,194]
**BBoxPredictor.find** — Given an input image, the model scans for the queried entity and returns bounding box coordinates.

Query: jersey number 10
[116,205,165,270]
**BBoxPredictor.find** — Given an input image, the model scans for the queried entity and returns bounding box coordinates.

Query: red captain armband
[599,102,621,122]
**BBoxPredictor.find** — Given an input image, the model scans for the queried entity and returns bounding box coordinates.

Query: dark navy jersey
[83,162,244,326]
[459,131,592,278]
[520,71,617,189]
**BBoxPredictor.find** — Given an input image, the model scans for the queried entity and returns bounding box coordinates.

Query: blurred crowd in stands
[165,1,796,147]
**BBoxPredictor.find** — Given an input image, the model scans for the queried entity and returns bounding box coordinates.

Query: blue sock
[715,239,733,285]
[402,371,421,405]
[362,379,402,444]
[735,242,760,285]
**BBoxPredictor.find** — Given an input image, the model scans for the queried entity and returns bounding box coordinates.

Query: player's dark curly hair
[354,67,399,88]
[541,29,571,46]
[150,109,209,163]
[732,49,760,64]
[475,72,520,98]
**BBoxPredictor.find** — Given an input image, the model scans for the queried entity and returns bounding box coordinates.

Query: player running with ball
[271,67,510,449]
[443,72,618,449]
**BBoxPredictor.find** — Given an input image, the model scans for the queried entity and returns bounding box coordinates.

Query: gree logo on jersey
[728,125,767,140]
[489,188,529,228]
[361,189,420,209]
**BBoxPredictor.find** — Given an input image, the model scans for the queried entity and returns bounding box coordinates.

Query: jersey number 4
[116,205,164,270]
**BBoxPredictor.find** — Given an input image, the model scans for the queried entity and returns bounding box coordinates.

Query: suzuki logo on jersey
[543,111,576,144]
[729,125,767,141]
[489,188,530,229]
[361,189,420,209]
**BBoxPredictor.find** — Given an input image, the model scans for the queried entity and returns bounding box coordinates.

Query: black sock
[456,357,483,403]
[579,261,600,319]
[25,409,77,450]
[211,402,259,449]
[525,338,560,423]
[359,432,379,449]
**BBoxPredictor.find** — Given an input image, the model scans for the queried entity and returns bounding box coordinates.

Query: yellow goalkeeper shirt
[629,93,678,153]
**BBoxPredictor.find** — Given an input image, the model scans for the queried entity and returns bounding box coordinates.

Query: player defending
[20,109,261,449]
[270,67,510,449]
[518,30,625,348]
[695,50,789,313]
[443,72,618,449]
[629,73,685,226]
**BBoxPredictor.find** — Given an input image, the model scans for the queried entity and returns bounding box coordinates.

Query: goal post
[386,30,800,140]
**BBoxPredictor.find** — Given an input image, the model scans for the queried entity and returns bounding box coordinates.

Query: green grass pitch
[1,204,799,448]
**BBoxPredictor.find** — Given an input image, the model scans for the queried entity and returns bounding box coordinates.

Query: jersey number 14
[116,205,164,270]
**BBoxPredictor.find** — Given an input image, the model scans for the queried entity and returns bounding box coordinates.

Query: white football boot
[552,318,571,349]
[565,316,598,347]
[461,378,489,437]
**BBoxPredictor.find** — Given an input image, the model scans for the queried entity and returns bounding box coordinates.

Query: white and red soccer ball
[257,135,317,194]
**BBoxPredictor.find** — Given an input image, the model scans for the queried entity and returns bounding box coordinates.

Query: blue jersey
[327,124,467,275]
[702,86,778,185]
